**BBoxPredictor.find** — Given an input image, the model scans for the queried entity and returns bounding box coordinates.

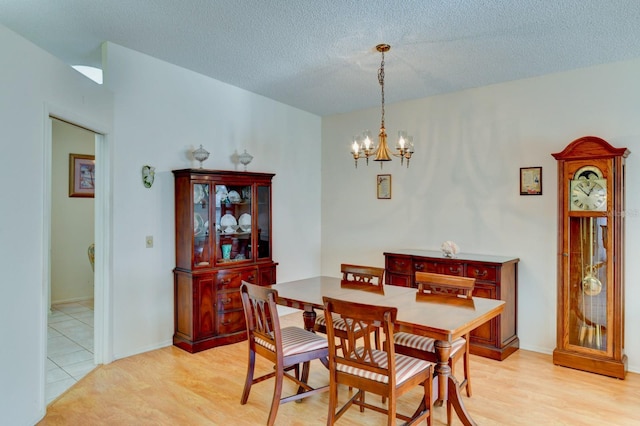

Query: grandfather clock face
[566,164,610,351]
[569,166,607,212]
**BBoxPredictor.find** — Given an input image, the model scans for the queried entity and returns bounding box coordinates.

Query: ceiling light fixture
[351,44,414,168]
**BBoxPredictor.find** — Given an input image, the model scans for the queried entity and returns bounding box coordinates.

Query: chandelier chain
[378,50,385,128]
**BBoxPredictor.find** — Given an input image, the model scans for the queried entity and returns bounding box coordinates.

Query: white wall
[51,119,95,303]
[0,25,113,426]
[102,42,322,359]
[322,58,640,372]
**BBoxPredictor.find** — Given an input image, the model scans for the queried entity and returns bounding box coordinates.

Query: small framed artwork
[520,166,542,195]
[69,153,95,198]
[377,174,391,199]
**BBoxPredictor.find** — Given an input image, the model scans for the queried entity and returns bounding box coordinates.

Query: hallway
[46,300,95,404]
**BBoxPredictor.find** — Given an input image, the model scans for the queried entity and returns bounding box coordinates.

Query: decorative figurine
[441,240,460,258]
[193,145,210,169]
[238,149,253,171]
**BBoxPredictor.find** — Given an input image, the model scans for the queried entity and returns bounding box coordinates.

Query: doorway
[46,119,96,403]
[42,112,113,405]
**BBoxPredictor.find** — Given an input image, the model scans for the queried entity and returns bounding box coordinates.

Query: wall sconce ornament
[142,165,155,188]
[193,144,210,169]
[238,149,254,171]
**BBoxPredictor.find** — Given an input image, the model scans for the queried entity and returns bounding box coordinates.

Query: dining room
[3,2,640,425]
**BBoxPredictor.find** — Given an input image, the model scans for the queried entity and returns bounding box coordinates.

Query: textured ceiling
[2,0,640,116]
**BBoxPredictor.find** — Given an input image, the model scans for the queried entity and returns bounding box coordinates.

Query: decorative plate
[238,213,251,232]
[220,213,238,232]
[228,190,241,203]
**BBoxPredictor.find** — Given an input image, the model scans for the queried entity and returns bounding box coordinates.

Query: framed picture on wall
[377,174,391,199]
[69,153,95,198]
[520,166,542,195]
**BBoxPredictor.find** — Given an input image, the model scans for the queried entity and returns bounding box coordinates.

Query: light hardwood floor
[39,312,640,425]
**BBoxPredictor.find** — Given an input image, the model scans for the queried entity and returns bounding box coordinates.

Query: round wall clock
[551,136,629,379]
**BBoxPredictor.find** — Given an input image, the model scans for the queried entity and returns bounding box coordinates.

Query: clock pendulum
[578,217,602,347]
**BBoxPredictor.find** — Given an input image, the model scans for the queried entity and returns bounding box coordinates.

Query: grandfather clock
[552,136,629,379]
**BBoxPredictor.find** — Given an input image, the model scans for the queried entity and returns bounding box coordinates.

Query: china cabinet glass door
[256,185,271,259]
[215,183,252,264]
[193,182,211,267]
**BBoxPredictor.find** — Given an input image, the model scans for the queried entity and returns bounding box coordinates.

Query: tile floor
[46,299,95,404]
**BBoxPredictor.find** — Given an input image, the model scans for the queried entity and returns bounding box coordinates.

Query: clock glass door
[567,216,608,352]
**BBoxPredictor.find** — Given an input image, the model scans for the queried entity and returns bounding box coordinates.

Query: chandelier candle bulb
[398,131,407,149]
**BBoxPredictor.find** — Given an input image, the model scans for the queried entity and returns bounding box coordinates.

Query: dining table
[272,275,505,426]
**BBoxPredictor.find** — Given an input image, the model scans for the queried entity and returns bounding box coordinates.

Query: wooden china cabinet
[384,249,519,360]
[172,169,277,353]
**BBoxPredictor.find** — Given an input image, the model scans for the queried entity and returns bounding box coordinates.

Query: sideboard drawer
[415,260,464,276]
[386,255,413,274]
[413,260,436,273]
[440,262,464,276]
[466,264,497,282]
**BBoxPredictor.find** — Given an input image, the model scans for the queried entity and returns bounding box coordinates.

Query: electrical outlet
[146,236,153,248]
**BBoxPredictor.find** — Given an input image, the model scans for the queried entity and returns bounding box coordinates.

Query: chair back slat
[323,297,397,383]
[341,263,385,285]
[415,272,475,299]
[241,281,280,348]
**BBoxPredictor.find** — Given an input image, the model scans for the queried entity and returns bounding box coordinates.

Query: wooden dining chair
[393,272,476,424]
[323,296,433,425]
[239,282,329,426]
[339,263,385,284]
[314,264,385,351]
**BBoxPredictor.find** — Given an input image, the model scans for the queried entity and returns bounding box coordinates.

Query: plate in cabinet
[238,213,251,231]
[220,214,237,233]
[228,190,241,203]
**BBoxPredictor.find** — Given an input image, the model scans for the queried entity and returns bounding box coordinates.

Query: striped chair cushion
[337,348,431,385]
[394,332,466,355]
[315,314,362,332]
[256,326,328,356]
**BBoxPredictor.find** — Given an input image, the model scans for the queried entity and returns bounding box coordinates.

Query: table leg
[301,307,329,369]
[302,308,316,332]
[434,340,476,426]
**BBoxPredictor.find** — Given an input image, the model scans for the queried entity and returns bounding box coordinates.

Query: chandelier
[351,44,414,168]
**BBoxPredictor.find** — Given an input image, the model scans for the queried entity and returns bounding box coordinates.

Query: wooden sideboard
[384,249,519,360]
